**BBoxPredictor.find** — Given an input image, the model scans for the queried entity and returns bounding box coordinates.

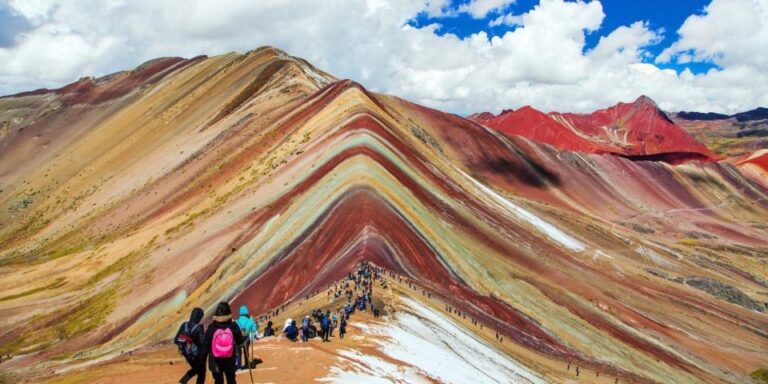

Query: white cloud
[0,0,766,114]
[588,21,662,62]
[424,0,453,17]
[458,0,516,19]
[658,0,768,68]
[490,13,523,27]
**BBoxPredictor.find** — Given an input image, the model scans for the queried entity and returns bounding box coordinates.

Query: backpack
[238,317,249,338]
[211,327,235,358]
[175,322,200,358]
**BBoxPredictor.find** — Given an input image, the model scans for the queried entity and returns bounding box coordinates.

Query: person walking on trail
[331,312,338,336]
[339,316,347,339]
[204,302,245,384]
[301,316,310,342]
[174,307,206,384]
[235,305,258,371]
[320,313,330,342]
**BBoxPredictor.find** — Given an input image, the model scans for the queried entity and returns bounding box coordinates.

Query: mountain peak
[633,95,659,108]
[471,97,716,163]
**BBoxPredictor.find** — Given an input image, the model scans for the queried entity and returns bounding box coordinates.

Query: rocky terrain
[671,108,768,158]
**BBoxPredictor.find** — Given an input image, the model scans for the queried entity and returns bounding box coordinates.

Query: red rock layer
[471,96,718,164]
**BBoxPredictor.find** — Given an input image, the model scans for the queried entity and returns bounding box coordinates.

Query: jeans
[235,340,251,369]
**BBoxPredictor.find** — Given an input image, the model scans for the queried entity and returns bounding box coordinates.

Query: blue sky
[409,0,719,74]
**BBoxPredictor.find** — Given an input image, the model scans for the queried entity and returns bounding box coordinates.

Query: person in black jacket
[174,307,206,384]
[204,302,245,384]
[262,321,275,337]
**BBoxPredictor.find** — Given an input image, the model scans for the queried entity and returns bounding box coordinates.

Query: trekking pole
[247,332,255,384]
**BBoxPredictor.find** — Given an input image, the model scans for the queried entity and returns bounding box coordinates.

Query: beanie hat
[213,302,232,322]
[189,307,204,324]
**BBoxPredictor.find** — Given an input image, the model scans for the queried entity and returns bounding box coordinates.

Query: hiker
[262,321,275,337]
[174,307,206,384]
[301,316,310,342]
[320,313,330,342]
[339,316,347,339]
[235,305,258,371]
[283,319,298,341]
[204,302,245,384]
[330,312,337,337]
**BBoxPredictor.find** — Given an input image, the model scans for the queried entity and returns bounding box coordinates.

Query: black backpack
[175,322,200,358]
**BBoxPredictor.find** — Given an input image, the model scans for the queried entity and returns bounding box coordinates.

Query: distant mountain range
[670,108,768,157]
[677,107,768,122]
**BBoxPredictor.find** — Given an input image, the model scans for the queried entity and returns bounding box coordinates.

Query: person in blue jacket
[235,305,258,370]
[320,313,330,342]
[301,316,310,342]
[283,319,298,341]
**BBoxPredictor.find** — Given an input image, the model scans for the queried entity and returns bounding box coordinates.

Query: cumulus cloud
[0,0,765,114]
[658,0,768,68]
[458,0,516,19]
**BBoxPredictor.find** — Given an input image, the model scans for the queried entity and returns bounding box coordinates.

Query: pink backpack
[211,327,234,358]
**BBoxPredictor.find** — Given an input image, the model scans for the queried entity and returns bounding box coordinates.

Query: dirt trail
[38,271,388,384]
[41,324,369,384]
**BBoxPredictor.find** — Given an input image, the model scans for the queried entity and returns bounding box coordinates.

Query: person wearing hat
[204,302,245,384]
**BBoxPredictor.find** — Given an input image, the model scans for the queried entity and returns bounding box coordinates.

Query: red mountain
[470,96,718,164]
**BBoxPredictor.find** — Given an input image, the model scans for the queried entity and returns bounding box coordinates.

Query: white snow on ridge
[460,169,585,252]
[324,297,545,384]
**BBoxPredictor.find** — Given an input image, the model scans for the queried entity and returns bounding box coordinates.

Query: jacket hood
[239,305,249,316]
[189,307,204,324]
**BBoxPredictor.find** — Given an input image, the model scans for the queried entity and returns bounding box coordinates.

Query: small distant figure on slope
[262,321,275,337]
[283,319,298,341]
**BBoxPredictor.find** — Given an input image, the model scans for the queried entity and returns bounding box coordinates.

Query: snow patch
[325,297,545,384]
[460,170,585,251]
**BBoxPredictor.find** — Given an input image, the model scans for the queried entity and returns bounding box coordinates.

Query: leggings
[182,355,206,384]
[211,357,237,384]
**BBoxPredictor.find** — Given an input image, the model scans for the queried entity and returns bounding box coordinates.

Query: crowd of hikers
[172,260,623,384]
[173,261,386,384]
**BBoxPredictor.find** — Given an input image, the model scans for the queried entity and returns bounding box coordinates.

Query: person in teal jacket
[235,305,258,370]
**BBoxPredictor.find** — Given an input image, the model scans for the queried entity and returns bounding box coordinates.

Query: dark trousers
[322,327,330,341]
[340,329,346,339]
[181,355,206,384]
[211,357,237,384]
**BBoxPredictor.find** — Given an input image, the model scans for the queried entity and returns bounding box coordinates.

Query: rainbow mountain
[0,47,767,383]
